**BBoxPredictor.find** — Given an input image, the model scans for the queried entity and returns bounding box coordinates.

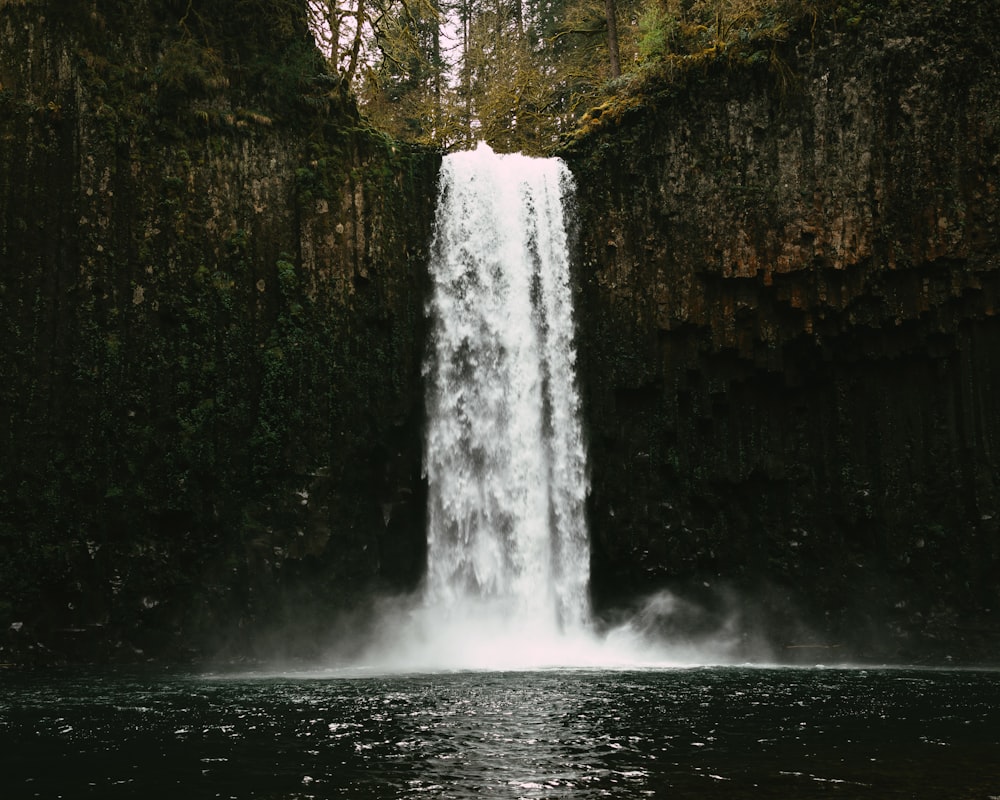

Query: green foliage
[336,0,847,153]
[637,3,680,63]
[633,0,820,67]
[154,38,228,110]
[561,0,834,144]
[276,258,298,296]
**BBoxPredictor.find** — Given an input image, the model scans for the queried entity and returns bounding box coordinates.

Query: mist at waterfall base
[327,581,760,672]
[321,144,765,673]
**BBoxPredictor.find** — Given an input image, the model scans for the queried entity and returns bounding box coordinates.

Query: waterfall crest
[423,142,590,644]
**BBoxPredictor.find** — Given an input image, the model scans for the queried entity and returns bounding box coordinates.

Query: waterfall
[338,144,746,671]
[421,143,591,652]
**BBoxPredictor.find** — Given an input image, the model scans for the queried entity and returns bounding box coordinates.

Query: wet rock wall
[0,0,439,661]
[565,0,1000,661]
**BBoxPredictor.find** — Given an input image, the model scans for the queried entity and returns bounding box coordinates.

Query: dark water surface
[2,665,998,798]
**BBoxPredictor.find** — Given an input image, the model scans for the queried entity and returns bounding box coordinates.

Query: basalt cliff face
[565,1,1000,661]
[1,0,439,661]
[4,0,999,665]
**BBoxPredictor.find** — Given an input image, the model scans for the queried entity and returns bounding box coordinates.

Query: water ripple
[2,667,999,798]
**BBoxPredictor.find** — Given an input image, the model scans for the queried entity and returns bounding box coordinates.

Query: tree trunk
[605,0,621,80]
[345,0,366,87]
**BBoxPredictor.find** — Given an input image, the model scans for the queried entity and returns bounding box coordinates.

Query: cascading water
[420,143,591,660]
[347,144,747,671]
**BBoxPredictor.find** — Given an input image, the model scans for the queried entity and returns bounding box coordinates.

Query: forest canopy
[307,0,849,154]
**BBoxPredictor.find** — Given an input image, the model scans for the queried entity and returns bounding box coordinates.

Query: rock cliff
[0,0,439,661]
[4,0,999,665]
[564,0,1000,661]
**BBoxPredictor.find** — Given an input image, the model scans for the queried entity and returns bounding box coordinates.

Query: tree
[357,0,451,144]
[605,0,621,78]
[308,0,441,90]
[308,0,646,152]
